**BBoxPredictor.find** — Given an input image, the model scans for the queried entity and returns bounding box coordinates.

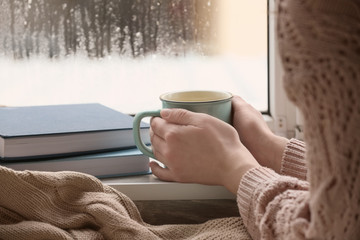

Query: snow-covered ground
[0,54,267,114]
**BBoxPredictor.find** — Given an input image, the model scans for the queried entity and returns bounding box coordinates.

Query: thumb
[232,95,247,108]
[160,108,198,125]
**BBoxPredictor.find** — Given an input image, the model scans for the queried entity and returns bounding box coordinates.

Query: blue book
[0,148,151,178]
[0,103,150,161]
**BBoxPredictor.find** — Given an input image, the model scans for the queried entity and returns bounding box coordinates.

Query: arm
[149,106,358,240]
[237,0,360,238]
[232,98,313,239]
[149,99,308,194]
[232,96,308,180]
[237,168,310,240]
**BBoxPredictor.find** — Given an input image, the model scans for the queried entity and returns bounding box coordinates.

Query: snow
[0,54,267,113]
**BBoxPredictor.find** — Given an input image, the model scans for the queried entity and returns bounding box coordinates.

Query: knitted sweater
[1,1,359,239]
[237,0,360,239]
[0,167,251,240]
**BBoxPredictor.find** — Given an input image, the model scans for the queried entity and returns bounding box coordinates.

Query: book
[0,103,150,161]
[0,148,151,178]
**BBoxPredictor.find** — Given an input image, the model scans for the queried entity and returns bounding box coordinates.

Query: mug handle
[133,110,161,159]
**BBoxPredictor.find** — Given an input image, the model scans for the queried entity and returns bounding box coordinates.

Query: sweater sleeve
[236,139,309,239]
[237,0,360,239]
[280,138,307,181]
[237,167,310,240]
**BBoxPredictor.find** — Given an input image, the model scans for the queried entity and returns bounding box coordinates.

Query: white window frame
[266,0,298,139]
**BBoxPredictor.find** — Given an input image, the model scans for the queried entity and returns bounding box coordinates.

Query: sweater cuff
[280,138,307,181]
[237,167,279,227]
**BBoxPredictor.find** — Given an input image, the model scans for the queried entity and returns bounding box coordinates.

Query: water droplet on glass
[0,1,217,59]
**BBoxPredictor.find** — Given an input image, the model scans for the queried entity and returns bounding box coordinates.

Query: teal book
[0,148,151,179]
[0,103,150,161]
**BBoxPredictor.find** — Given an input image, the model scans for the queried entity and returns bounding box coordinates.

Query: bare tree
[0,0,216,59]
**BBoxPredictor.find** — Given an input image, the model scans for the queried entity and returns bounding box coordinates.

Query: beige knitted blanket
[0,166,250,240]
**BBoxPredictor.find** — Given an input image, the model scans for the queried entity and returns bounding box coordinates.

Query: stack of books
[0,103,151,178]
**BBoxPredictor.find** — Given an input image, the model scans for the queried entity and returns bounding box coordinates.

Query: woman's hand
[232,96,289,173]
[149,108,260,194]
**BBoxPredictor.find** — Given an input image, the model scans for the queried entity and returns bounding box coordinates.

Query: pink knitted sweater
[0,1,358,239]
[237,1,360,239]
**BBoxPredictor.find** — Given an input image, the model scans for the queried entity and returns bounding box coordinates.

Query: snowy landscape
[0,0,267,113]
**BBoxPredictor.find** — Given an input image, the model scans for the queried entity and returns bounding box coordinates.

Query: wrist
[224,163,259,195]
[265,134,289,173]
[222,149,260,195]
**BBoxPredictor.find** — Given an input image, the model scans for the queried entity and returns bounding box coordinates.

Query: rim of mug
[160,90,233,103]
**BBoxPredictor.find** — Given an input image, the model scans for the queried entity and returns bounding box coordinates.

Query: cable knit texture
[0,167,251,239]
[1,1,359,239]
[238,0,360,239]
[280,138,307,181]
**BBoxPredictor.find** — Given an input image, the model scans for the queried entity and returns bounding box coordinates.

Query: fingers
[149,161,174,182]
[150,117,179,166]
[150,112,194,145]
[150,130,167,163]
[149,123,164,156]
[150,116,169,140]
[160,108,200,126]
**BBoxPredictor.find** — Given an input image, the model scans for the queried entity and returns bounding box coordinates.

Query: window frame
[266,0,297,138]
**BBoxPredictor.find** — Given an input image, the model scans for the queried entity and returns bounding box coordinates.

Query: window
[0,0,268,114]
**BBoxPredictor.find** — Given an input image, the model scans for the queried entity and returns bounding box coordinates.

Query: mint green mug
[133,91,233,159]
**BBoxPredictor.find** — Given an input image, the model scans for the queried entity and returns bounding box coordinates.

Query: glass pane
[0,0,268,113]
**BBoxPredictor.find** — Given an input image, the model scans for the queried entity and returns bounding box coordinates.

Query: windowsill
[101,174,235,201]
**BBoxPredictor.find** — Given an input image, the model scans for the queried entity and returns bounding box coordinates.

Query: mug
[133,90,233,159]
